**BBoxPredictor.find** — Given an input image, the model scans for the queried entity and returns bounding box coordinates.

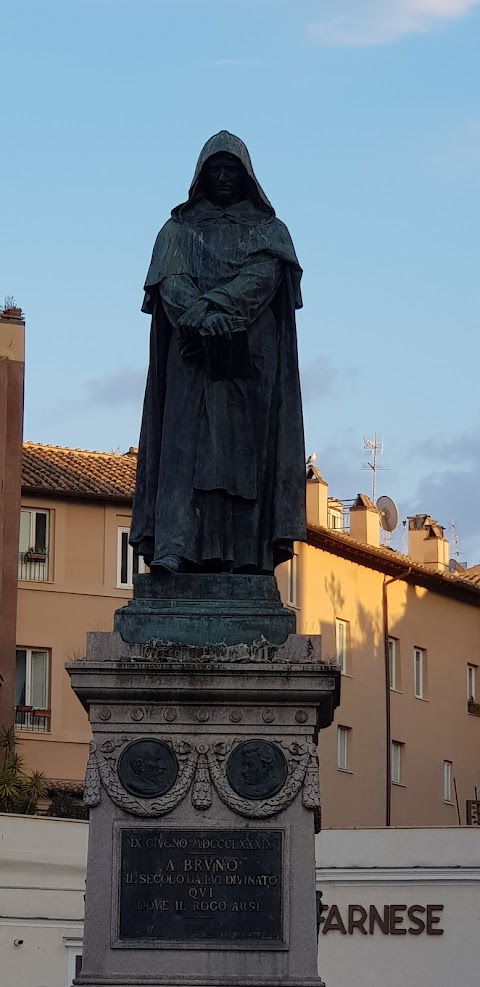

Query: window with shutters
[18,508,50,581]
[15,647,51,732]
[117,528,145,588]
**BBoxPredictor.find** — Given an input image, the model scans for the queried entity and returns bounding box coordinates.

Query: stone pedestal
[67,575,340,987]
[115,573,296,647]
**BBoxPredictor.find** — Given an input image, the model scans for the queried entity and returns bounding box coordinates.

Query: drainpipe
[383,569,411,827]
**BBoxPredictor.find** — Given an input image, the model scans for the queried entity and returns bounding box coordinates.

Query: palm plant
[0,726,47,813]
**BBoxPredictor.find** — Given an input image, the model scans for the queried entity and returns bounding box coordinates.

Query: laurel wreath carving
[206,739,318,818]
[86,736,198,818]
[191,751,212,809]
[84,742,101,807]
[84,734,320,819]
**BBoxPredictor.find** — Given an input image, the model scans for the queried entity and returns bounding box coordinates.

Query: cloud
[300,355,338,403]
[307,0,480,47]
[411,425,480,563]
[86,368,146,406]
[200,57,264,69]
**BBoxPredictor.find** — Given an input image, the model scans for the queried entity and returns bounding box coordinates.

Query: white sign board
[316,828,480,987]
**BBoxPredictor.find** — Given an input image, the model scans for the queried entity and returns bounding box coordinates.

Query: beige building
[0,305,24,729]
[13,445,480,828]
[16,443,139,783]
[276,481,480,829]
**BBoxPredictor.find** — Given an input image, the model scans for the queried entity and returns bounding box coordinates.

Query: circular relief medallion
[226,740,288,800]
[117,739,178,799]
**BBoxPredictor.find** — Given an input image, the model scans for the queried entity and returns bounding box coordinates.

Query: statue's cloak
[130,131,306,570]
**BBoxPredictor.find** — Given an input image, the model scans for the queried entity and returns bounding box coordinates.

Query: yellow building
[14,445,480,827]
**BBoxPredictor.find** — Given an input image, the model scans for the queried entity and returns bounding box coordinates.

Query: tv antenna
[361,433,386,502]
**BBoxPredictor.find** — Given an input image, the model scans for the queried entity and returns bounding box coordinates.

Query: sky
[1,0,480,561]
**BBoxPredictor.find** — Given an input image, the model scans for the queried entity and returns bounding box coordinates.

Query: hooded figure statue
[130,131,306,574]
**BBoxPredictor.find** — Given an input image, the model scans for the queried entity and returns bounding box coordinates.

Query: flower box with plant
[23,546,48,563]
[468,699,480,717]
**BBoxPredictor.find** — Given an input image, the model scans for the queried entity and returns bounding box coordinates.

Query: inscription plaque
[117,827,284,946]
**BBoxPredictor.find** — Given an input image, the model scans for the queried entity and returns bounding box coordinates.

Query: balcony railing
[18,551,48,582]
[15,706,51,732]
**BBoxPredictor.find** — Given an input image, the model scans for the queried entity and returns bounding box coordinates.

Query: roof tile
[22,443,136,501]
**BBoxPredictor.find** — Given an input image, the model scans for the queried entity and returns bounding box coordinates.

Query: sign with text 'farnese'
[114,827,285,947]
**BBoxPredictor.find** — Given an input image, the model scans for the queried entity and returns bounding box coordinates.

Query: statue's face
[202,152,246,207]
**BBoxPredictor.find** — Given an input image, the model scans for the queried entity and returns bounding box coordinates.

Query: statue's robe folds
[130,139,306,572]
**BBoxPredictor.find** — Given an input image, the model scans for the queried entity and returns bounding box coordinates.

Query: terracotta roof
[22,443,137,502]
[307,523,480,606]
[458,565,480,588]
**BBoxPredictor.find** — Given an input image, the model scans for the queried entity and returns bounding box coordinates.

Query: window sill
[443,800,454,806]
[14,728,52,737]
[337,768,353,775]
[414,695,428,702]
[18,578,53,585]
[390,687,402,694]
[392,781,406,788]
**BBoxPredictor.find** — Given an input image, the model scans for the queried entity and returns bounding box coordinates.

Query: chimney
[407,514,449,572]
[349,493,380,547]
[306,473,328,527]
[0,304,25,729]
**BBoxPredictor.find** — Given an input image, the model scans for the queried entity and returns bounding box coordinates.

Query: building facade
[12,445,480,828]
[276,481,480,828]
[0,305,24,729]
[15,444,139,782]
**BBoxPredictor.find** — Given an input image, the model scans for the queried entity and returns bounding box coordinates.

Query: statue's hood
[172,131,274,219]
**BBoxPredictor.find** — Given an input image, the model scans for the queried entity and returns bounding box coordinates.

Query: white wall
[316,828,480,987]
[2,817,479,987]
[0,813,87,987]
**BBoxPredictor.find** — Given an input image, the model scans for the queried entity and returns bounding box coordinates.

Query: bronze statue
[130,131,306,574]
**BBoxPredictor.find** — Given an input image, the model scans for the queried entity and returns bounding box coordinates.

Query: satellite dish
[376,495,399,533]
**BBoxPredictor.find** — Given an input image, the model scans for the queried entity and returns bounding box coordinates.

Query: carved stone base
[76,977,325,987]
[67,631,339,987]
[114,572,296,647]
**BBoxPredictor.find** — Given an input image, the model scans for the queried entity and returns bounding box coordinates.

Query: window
[391,741,404,785]
[414,647,426,699]
[337,726,350,771]
[15,648,50,731]
[18,508,49,581]
[287,552,299,607]
[443,760,452,803]
[64,937,83,986]
[467,664,476,702]
[388,637,399,690]
[335,619,349,674]
[117,528,145,588]
[328,501,343,530]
